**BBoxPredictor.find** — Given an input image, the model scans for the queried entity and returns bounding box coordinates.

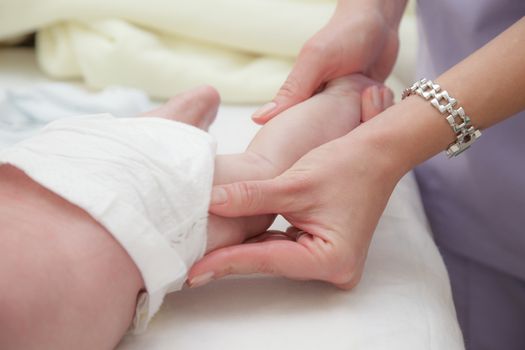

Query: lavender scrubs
[414,1,525,349]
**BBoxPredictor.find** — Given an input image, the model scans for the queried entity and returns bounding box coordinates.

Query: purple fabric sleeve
[415,0,525,280]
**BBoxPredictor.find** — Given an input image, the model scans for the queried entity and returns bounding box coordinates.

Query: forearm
[348,17,525,173]
[438,18,525,130]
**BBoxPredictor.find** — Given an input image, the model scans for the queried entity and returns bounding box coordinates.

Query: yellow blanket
[0,0,416,102]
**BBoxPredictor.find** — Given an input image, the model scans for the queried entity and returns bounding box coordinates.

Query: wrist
[330,0,405,81]
[344,96,455,176]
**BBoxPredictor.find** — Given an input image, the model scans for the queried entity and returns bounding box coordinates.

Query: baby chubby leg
[213,75,394,185]
[0,86,222,350]
[204,75,394,255]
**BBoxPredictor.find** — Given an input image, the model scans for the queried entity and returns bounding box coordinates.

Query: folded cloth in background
[0,0,335,103]
[0,83,151,148]
[36,20,297,103]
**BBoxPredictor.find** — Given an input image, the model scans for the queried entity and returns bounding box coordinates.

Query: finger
[188,239,323,287]
[361,85,382,122]
[209,176,302,217]
[361,86,394,122]
[205,214,276,253]
[251,45,328,124]
[381,86,395,109]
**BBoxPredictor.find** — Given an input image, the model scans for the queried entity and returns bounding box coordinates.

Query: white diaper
[0,114,216,332]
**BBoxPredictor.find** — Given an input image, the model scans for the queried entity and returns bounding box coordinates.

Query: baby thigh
[0,167,143,350]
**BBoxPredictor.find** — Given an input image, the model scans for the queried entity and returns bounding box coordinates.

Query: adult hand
[251,0,406,124]
[188,121,407,289]
[189,15,525,289]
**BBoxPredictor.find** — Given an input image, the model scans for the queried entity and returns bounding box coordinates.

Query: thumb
[209,177,298,217]
[251,46,328,125]
[188,237,323,287]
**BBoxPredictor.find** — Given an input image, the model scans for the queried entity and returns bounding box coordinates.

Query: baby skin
[145,75,394,264]
[0,76,392,350]
[202,74,394,266]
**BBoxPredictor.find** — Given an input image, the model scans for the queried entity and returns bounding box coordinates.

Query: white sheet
[118,172,464,350]
[0,49,465,350]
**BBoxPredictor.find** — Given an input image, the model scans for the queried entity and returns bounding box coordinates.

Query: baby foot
[203,75,393,259]
[320,75,394,127]
[142,89,273,259]
[141,85,220,130]
[361,84,394,122]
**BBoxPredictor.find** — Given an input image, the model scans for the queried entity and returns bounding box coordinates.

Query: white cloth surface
[0,49,464,349]
[0,83,151,148]
[0,115,216,332]
[117,172,465,350]
[0,1,417,102]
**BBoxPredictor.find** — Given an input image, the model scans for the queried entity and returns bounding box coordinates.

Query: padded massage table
[0,49,464,350]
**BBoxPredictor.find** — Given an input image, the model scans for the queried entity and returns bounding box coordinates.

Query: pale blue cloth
[0,83,151,148]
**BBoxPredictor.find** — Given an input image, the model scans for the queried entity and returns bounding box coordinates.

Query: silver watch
[402,78,482,157]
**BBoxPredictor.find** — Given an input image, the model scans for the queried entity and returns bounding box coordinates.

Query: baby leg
[202,76,393,259]
[0,86,221,349]
[213,75,394,185]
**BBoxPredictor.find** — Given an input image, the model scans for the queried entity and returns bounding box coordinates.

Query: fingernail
[189,272,214,288]
[371,86,381,110]
[211,187,228,205]
[252,102,276,119]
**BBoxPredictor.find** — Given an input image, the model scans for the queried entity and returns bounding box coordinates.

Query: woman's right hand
[188,112,409,289]
[251,0,406,124]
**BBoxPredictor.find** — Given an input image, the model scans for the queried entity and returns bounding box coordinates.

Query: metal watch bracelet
[401,78,482,157]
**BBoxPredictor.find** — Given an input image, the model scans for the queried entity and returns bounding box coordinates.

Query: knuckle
[302,36,340,71]
[277,76,306,100]
[304,236,360,287]
[327,254,361,287]
[336,275,361,291]
[274,172,321,211]
[280,172,317,195]
[311,240,361,287]
[302,39,328,57]
[235,181,262,211]
[329,268,357,287]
